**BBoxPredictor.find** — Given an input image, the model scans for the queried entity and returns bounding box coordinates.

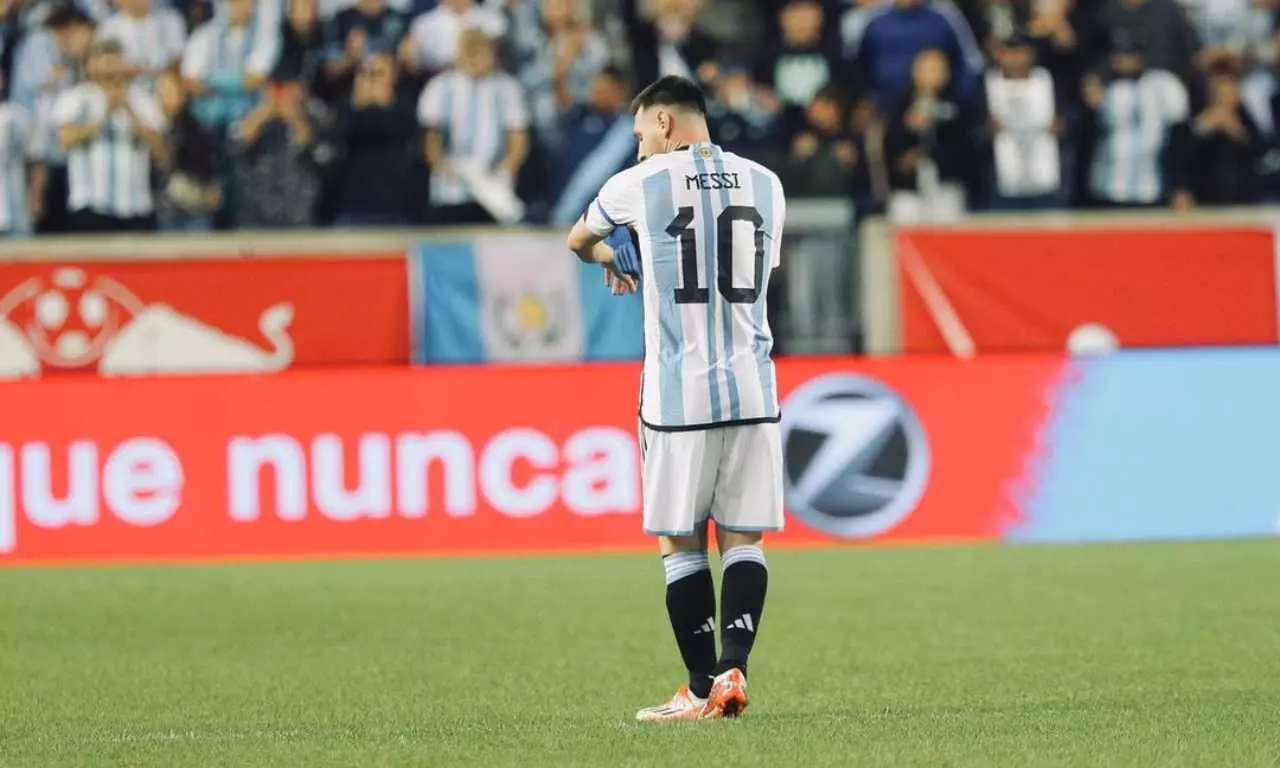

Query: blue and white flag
[411,234,644,364]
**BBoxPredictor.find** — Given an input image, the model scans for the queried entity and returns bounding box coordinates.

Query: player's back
[629,142,786,431]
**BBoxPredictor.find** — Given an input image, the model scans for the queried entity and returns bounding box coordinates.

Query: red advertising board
[897,228,1279,354]
[0,256,409,378]
[0,357,1064,566]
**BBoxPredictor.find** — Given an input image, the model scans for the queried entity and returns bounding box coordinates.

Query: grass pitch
[2,540,1278,767]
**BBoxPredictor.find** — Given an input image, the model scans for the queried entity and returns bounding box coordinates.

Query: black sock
[716,545,769,678]
[663,551,716,699]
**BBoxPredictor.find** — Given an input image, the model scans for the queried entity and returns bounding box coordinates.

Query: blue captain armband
[605,227,642,279]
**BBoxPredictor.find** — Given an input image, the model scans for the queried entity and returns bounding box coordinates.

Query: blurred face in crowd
[541,0,576,29]
[117,0,152,18]
[998,41,1034,77]
[849,97,880,133]
[589,72,626,114]
[456,30,495,77]
[227,0,254,27]
[1208,73,1240,108]
[805,94,842,135]
[912,49,950,93]
[442,0,474,12]
[289,0,318,28]
[715,69,757,112]
[52,21,94,60]
[357,0,385,17]
[780,0,822,47]
[91,50,131,94]
[156,70,186,116]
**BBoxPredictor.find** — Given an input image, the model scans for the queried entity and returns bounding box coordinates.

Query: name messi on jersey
[684,172,742,191]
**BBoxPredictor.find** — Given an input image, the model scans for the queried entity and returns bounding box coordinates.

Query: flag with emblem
[411,234,644,364]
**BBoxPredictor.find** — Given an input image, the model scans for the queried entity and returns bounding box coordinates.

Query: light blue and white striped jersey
[51,82,168,217]
[1089,70,1189,205]
[417,70,529,207]
[585,142,786,431]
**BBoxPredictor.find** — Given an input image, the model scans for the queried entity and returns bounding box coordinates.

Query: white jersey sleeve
[583,165,644,236]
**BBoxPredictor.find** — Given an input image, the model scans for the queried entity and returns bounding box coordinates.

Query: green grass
[2,540,1279,767]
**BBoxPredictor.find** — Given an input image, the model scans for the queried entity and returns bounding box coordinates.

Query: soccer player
[565,75,786,722]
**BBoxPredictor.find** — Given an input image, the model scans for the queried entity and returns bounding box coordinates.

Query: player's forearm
[566,218,606,262]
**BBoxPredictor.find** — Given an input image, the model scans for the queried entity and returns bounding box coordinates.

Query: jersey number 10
[667,205,766,305]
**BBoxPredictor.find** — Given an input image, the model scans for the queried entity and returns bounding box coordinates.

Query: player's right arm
[566,169,639,266]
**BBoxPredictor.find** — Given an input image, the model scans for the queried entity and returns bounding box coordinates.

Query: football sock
[715,544,768,679]
[663,551,717,699]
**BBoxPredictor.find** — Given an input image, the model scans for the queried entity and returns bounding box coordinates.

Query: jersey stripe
[643,170,684,425]
[750,168,777,417]
[710,145,742,420]
[691,148,725,422]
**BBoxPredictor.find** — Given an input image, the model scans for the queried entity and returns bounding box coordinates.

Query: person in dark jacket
[623,0,718,88]
[755,0,853,144]
[332,51,416,226]
[884,48,979,220]
[1188,62,1262,205]
[849,0,983,111]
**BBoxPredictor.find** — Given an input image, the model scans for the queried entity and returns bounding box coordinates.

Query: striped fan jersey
[584,141,786,431]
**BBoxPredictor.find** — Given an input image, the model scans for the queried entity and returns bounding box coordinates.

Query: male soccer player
[565,75,786,722]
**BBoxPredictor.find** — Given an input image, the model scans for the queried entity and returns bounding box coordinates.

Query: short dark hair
[45,4,92,29]
[630,75,707,116]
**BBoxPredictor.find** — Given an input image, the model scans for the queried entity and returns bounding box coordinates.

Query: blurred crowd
[0,0,1277,234]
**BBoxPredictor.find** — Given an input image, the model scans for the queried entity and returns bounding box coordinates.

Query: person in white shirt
[418,28,529,224]
[405,0,507,77]
[95,0,187,91]
[53,39,169,231]
[981,32,1063,209]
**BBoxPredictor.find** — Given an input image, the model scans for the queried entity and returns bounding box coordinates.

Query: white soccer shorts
[639,421,785,537]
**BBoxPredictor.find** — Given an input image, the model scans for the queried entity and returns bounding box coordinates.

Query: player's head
[630,75,710,162]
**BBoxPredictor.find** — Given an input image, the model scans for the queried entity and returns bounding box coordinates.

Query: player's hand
[604,264,637,295]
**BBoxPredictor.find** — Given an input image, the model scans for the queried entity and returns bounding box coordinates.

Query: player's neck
[668,133,712,152]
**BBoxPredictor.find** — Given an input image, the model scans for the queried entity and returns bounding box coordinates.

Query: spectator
[778,82,859,197]
[154,68,222,230]
[182,0,279,133]
[14,5,95,232]
[332,51,416,225]
[517,0,608,154]
[95,0,187,90]
[1092,0,1201,87]
[884,48,978,222]
[1188,62,1262,204]
[703,63,783,159]
[418,28,529,224]
[549,65,634,225]
[222,77,322,226]
[273,0,324,88]
[321,0,407,100]
[1185,0,1273,68]
[755,0,849,143]
[0,78,35,236]
[1024,0,1087,109]
[405,0,506,78]
[846,0,984,110]
[625,0,719,87]
[52,38,168,232]
[1082,34,1192,210]
[980,32,1063,208]
[227,74,330,227]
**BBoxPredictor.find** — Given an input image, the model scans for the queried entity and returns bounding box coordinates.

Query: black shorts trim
[638,413,782,433]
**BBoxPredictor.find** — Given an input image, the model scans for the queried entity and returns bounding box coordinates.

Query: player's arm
[567,174,635,263]
[566,217,613,264]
